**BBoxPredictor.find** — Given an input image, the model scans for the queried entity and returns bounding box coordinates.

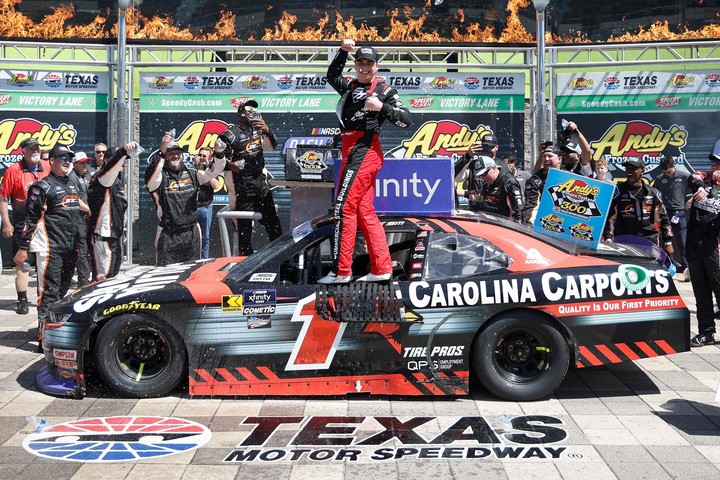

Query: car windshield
[225,230,302,280]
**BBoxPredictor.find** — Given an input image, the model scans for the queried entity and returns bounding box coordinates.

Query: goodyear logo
[222,295,244,312]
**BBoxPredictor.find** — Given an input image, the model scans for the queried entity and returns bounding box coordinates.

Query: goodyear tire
[94,314,187,398]
[473,313,569,401]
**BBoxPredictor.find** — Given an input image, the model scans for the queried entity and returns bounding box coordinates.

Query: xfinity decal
[222,415,570,463]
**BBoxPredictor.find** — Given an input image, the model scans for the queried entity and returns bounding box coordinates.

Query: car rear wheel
[94,314,187,398]
[473,313,569,401]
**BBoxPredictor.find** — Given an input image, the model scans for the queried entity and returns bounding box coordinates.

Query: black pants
[686,231,720,334]
[156,224,201,266]
[235,190,282,256]
[36,247,77,341]
[76,217,92,286]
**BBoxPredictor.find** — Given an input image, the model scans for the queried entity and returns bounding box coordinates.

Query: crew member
[466,156,524,222]
[219,100,282,256]
[603,158,674,254]
[13,146,81,348]
[195,146,218,258]
[0,138,50,314]
[321,39,412,284]
[68,151,93,287]
[145,135,225,266]
[523,144,562,224]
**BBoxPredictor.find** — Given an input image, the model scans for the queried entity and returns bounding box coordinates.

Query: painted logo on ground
[22,416,211,462]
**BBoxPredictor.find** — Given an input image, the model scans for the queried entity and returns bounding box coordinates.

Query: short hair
[198,146,213,156]
[595,158,608,168]
[505,155,518,165]
[94,142,107,149]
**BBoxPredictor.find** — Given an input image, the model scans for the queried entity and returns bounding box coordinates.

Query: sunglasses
[95,150,107,154]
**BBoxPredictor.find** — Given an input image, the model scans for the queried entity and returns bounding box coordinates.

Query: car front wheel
[94,314,187,398]
[473,313,569,401]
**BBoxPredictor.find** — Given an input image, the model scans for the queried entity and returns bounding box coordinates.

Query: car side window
[423,232,512,280]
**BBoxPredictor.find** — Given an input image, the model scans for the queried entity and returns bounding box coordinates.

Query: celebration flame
[0,0,717,43]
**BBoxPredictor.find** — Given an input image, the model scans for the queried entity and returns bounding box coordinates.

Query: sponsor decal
[705,73,720,88]
[277,75,293,90]
[242,75,268,89]
[223,415,569,463]
[183,76,200,89]
[387,120,492,159]
[655,96,681,108]
[73,264,195,313]
[201,75,234,89]
[622,75,657,89]
[249,273,277,282]
[63,73,99,89]
[7,73,35,87]
[53,348,77,360]
[310,128,341,136]
[54,359,78,369]
[667,74,695,88]
[618,264,651,291]
[296,150,329,173]
[603,76,621,90]
[0,118,77,160]
[148,76,174,89]
[569,222,595,242]
[293,75,326,90]
[409,97,434,109]
[248,316,271,329]
[23,416,211,462]
[0,93,11,105]
[242,289,277,315]
[222,294,243,312]
[591,120,687,168]
[547,178,602,219]
[230,96,255,109]
[387,76,421,89]
[539,214,565,233]
[568,77,594,90]
[44,73,62,88]
[102,302,160,316]
[429,76,456,89]
[408,269,671,308]
[463,77,480,90]
[403,345,465,368]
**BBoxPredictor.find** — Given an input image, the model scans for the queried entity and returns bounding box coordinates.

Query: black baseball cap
[481,134,498,151]
[560,141,582,155]
[355,46,378,62]
[237,99,259,111]
[20,138,40,149]
[623,158,645,169]
[49,145,75,159]
[542,144,563,156]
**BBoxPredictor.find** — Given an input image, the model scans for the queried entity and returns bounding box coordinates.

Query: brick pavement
[0,268,719,480]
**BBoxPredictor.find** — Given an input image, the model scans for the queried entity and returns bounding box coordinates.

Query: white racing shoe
[318,272,352,284]
[356,272,392,282]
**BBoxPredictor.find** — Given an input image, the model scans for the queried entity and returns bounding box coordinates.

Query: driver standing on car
[320,39,412,284]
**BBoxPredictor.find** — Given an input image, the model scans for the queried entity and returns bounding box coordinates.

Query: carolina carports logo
[22,416,211,462]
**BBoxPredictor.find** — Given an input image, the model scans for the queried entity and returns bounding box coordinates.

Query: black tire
[472,313,569,401]
[94,314,187,398]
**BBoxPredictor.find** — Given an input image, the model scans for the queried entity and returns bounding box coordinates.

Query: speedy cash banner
[138,71,525,263]
[556,70,720,179]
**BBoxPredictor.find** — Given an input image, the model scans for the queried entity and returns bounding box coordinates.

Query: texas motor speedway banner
[137,71,525,263]
[556,70,720,180]
[0,69,110,265]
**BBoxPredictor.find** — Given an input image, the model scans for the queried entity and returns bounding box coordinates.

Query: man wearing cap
[468,156,524,222]
[145,133,225,266]
[13,146,81,348]
[603,157,673,254]
[194,146,218,259]
[562,121,594,177]
[454,133,501,206]
[653,154,697,281]
[0,137,51,315]
[684,143,719,347]
[523,144,562,224]
[88,142,138,280]
[68,152,93,287]
[217,99,282,256]
[320,38,412,284]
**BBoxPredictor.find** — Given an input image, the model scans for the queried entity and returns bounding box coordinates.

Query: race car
[36,213,690,402]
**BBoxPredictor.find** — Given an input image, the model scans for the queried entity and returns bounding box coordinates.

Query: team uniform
[467,166,524,221]
[603,181,673,246]
[145,149,225,266]
[88,147,128,280]
[219,122,282,256]
[325,48,412,278]
[19,173,80,341]
[68,165,92,287]
[654,168,695,273]
[522,169,548,225]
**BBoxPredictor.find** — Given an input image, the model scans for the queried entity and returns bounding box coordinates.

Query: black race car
[37,213,690,402]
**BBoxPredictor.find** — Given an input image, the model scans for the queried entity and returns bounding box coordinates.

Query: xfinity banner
[556,70,720,180]
[138,70,525,262]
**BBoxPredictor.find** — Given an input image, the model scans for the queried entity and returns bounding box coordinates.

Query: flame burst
[0,0,717,44]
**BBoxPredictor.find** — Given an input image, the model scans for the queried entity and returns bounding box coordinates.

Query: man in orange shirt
[0,138,51,314]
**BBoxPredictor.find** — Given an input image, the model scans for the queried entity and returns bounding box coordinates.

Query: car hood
[53,258,243,315]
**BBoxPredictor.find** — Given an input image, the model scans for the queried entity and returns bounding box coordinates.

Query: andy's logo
[242,76,268,89]
[668,74,695,88]
[429,77,455,89]
[591,120,687,160]
[148,76,174,88]
[388,121,492,158]
[556,179,600,198]
[0,118,76,154]
[568,77,594,90]
[174,119,229,154]
[7,73,34,87]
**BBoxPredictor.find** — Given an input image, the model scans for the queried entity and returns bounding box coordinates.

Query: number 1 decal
[285,294,347,371]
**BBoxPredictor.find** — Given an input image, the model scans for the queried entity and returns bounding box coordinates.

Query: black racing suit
[686,182,720,335]
[522,169,548,225]
[68,167,92,287]
[603,182,673,247]
[325,48,412,276]
[88,147,128,279]
[470,169,524,222]
[19,173,80,342]
[219,122,282,256]
[145,151,225,266]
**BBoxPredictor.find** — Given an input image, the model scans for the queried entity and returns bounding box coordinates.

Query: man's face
[165,148,183,172]
[74,161,88,174]
[23,145,41,164]
[195,150,211,167]
[625,164,644,185]
[49,155,73,176]
[663,165,676,177]
[237,106,257,126]
[542,152,561,170]
[354,58,378,83]
[479,166,499,185]
[94,146,107,165]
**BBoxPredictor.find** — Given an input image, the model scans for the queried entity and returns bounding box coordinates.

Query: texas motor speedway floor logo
[223,415,571,463]
[23,416,211,462]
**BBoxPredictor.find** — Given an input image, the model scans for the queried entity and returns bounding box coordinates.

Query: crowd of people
[1,38,717,351]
